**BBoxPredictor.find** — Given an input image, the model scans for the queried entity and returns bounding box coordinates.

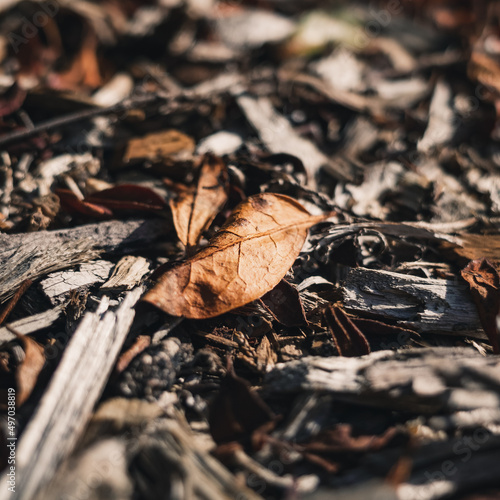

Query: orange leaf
[123,130,195,163]
[143,193,327,319]
[169,153,228,249]
[461,258,500,354]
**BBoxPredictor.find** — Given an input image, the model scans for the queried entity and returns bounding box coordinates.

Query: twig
[0,71,247,150]
[0,279,32,326]
[0,94,162,150]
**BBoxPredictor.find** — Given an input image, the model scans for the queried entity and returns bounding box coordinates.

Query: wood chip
[341,267,484,336]
[101,256,150,291]
[8,287,143,500]
[0,219,166,303]
[237,94,342,185]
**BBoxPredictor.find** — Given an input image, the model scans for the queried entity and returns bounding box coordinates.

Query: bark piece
[86,397,164,439]
[3,287,143,500]
[265,347,500,413]
[169,153,228,249]
[0,306,64,346]
[0,219,166,303]
[196,131,243,156]
[144,193,326,319]
[417,79,456,152]
[417,161,486,222]
[101,256,150,291]
[215,10,295,50]
[237,94,348,184]
[395,440,500,500]
[341,267,483,336]
[35,439,133,500]
[129,415,263,500]
[344,161,431,219]
[40,260,114,305]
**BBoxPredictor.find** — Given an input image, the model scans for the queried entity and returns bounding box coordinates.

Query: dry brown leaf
[208,357,275,445]
[143,193,326,319]
[323,305,371,357]
[461,258,500,354]
[9,331,46,407]
[260,279,307,326]
[468,48,500,95]
[169,154,228,249]
[441,234,500,271]
[50,28,102,91]
[123,130,195,163]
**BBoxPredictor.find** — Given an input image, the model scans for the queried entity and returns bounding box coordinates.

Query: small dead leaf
[254,334,278,369]
[260,279,307,327]
[324,305,371,357]
[123,129,195,163]
[85,184,166,212]
[169,153,228,249]
[441,234,500,271]
[0,82,27,117]
[57,185,165,218]
[56,188,113,219]
[50,27,102,90]
[302,424,398,454]
[461,258,500,354]
[292,424,401,475]
[5,329,46,407]
[143,193,326,319]
[468,50,500,96]
[209,357,275,444]
[27,192,61,231]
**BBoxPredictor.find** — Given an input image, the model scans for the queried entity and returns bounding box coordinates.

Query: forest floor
[1,1,500,499]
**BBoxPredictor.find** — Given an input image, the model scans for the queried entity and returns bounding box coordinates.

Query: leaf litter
[1,1,500,499]
[143,193,328,318]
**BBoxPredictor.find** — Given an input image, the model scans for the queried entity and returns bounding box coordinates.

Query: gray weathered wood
[35,439,133,500]
[0,306,64,345]
[236,94,350,184]
[266,348,500,500]
[40,260,114,305]
[265,348,500,414]
[101,256,150,291]
[1,287,143,500]
[0,219,165,303]
[129,412,264,500]
[341,267,483,336]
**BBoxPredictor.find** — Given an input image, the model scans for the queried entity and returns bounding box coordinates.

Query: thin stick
[0,94,162,150]
[0,279,32,326]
